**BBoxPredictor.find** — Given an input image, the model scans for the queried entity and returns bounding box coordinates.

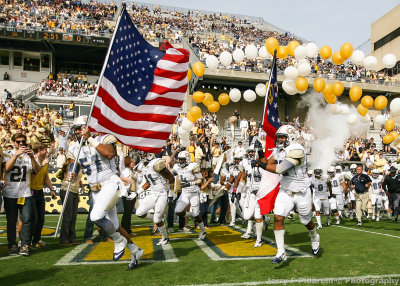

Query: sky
[104,0,399,53]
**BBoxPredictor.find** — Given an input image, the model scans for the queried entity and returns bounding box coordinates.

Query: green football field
[0,213,399,286]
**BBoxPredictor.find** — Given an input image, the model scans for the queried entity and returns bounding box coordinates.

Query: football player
[135,153,175,245]
[347,164,357,219]
[311,167,331,229]
[67,117,143,269]
[329,165,348,225]
[224,155,243,227]
[370,169,384,221]
[253,125,320,263]
[173,151,206,240]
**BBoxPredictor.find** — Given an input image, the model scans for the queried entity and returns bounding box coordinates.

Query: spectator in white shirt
[233,141,246,158]
[240,118,249,141]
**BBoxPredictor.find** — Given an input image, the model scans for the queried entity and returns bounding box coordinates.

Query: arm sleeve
[275,159,295,174]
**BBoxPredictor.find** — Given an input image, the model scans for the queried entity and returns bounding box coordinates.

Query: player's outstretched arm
[83,128,115,159]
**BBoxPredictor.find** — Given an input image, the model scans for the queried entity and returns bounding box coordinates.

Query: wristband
[137,187,145,195]
[87,137,100,148]
[233,188,237,193]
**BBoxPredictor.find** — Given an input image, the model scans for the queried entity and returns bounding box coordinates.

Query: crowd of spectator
[0,0,117,36]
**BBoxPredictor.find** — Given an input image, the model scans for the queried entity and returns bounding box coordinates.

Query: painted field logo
[55,225,310,266]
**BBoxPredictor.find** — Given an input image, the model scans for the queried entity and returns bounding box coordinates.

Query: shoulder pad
[192,164,201,174]
[66,150,75,160]
[238,165,244,172]
[287,149,304,159]
[153,159,166,173]
[102,135,117,145]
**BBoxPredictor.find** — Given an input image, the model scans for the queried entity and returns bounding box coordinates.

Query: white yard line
[176,274,400,286]
[0,255,20,261]
[332,225,400,239]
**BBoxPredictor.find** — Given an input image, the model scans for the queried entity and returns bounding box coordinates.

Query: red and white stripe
[88,47,189,153]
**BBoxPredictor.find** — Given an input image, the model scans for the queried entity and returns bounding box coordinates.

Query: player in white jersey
[173,151,207,240]
[347,164,357,219]
[328,166,348,225]
[253,125,320,263]
[135,153,174,245]
[370,169,388,221]
[223,155,243,227]
[67,118,142,269]
[311,167,331,229]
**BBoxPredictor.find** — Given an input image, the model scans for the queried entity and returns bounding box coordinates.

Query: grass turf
[0,213,399,286]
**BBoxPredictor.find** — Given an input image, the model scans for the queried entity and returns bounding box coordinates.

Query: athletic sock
[185,212,193,218]
[316,216,322,227]
[198,221,205,233]
[255,221,263,242]
[158,225,168,240]
[372,207,376,218]
[308,226,317,240]
[246,220,253,234]
[127,242,138,254]
[274,229,285,256]
[110,232,122,241]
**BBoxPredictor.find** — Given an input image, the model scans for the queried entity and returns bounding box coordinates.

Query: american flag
[257,54,281,215]
[88,8,189,153]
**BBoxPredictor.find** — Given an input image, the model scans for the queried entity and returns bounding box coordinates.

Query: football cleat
[317,225,322,230]
[167,227,175,233]
[372,215,375,221]
[326,218,331,226]
[156,238,169,246]
[198,231,207,240]
[335,219,340,225]
[241,232,252,239]
[376,217,380,222]
[253,240,262,248]
[113,236,127,261]
[272,252,287,264]
[128,248,144,270]
[357,221,362,226]
[311,234,320,256]
[229,222,235,227]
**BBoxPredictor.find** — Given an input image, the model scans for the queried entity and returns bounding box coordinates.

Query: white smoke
[299,92,369,171]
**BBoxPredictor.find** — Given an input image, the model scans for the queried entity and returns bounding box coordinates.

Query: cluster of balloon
[180,106,203,147]
[381,98,400,144]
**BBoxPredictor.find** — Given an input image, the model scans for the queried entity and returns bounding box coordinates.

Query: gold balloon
[332,51,344,65]
[192,91,205,103]
[320,45,332,60]
[390,131,399,139]
[288,40,300,56]
[357,104,368,116]
[332,82,344,96]
[296,76,308,92]
[277,46,289,59]
[385,119,395,132]
[203,93,214,107]
[361,96,374,109]
[324,93,336,104]
[207,101,220,113]
[383,134,394,144]
[266,37,279,55]
[322,83,333,97]
[189,106,202,120]
[374,95,388,110]
[349,86,362,102]
[187,69,192,82]
[192,62,205,77]
[340,42,353,60]
[186,111,197,123]
[313,78,325,93]
[218,93,230,105]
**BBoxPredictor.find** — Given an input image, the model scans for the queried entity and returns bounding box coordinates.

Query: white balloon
[284,66,298,80]
[255,83,267,97]
[361,114,370,123]
[258,46,269,59]
[351,50,365,65]
[243,89,257,102]
[181,117,194,132]
[206,55,219,71]
[178,126,190,138]
[232,49,245,63]
[341,105,350,114]
[329,104,342,114]
[245,44,258,60]
[363,56,378,71]
[306,42,318,58]
[346,114,357,125]
[181,137,190,147]
[375,114,386,124]
[382,54,397,69]
[294,45,307,61]
[297,62,311,77]
[282,79,297,95]
[390,98,400,115]
[219,51,232,67]
[229,88,241,102]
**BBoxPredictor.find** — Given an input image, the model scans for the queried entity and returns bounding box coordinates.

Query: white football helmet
[372,169,380,178]
[73,115,88,127]
[314,166,323,179]
[177,151,190,167]
[246,146,256,159]
[307,170,313,177]
[350,164,357,174]
[327,166,335,177]
[143,153,155,165]
[275,125,298,148]
[335,165,342,173]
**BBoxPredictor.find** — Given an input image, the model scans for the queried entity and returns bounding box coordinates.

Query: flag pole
[260,50,277,130]
[54,3,127,238]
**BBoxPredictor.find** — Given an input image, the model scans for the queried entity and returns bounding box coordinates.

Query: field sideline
[0,213,399,286]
